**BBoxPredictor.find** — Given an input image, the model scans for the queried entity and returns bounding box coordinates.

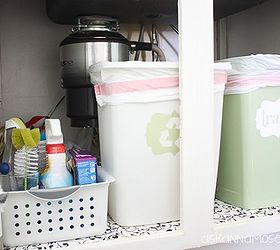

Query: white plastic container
[2,167,114,247]
[90,61,230,226]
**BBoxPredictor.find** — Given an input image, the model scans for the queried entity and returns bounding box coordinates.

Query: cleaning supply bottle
[40,119,73,189]
[38,131,47,172]
[0,118,26,174]
[0,118,26,191]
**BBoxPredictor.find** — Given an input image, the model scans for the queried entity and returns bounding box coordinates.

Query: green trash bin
[216,54,280,209]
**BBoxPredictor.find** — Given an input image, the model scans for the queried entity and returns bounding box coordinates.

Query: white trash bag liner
[90,61,230,105]
[220,54,280,95]
[90,62,179,105]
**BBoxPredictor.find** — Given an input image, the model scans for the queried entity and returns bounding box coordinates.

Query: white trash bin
[90,61,230,226]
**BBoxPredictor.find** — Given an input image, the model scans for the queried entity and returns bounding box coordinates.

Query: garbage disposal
[60,16,158,127]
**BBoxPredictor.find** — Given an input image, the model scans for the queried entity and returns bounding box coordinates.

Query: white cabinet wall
[0,0,75,137]
[225,0,280,57]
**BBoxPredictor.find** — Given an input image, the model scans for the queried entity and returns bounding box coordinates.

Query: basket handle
[28,186,80,200]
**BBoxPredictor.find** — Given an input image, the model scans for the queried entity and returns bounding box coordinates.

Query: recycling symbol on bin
[146,111,180,155]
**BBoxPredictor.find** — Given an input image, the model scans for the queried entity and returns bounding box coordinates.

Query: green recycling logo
[146,111,180,155]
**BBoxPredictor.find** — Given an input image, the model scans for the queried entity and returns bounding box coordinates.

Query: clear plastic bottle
[0,127,17,191]
[38,132,47,172]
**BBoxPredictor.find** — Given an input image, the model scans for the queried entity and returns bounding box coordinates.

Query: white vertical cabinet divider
[179,0,215,248]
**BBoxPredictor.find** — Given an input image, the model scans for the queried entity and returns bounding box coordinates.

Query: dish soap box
[69,148,97,185]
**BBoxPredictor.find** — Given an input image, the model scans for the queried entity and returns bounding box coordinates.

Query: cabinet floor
[214,199,280,224]
[4,218,180,250]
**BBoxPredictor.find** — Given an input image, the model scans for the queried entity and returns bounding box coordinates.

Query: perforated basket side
[2,168,114,247]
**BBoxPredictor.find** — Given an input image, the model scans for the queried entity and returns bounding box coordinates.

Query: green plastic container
[216,54,280,209]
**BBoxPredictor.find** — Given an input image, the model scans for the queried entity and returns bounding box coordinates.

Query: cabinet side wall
[226,0,280,57]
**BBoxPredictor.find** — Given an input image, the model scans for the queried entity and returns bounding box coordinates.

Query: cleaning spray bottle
[0,118,26,191]
[40,119,73,189]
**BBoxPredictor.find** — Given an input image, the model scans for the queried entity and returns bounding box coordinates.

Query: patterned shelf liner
[6,199,280,249]
[214,199,280,224]
[4,218,180,250]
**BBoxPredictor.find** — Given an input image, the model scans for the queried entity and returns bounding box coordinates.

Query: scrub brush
[11,128,40,190]
[14,147,39,176]
[13,146,39,190]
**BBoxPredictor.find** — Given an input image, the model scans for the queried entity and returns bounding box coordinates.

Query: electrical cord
[47,96,65,117]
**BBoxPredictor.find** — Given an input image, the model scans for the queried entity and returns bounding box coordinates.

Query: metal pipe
[152,44,166,61]
[152,24,159,61]
[134,24,145,61]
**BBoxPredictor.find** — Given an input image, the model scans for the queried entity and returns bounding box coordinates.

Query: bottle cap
[0,163,11,175]
[40,131,46,141]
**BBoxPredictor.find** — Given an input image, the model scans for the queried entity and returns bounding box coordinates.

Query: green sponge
[12,128,40,149]
[30,128,40,146]
[12,129,24,150]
